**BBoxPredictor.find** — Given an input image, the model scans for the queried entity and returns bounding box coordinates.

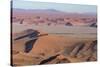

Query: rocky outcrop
[90,23,97,27]
[65,22,73,26]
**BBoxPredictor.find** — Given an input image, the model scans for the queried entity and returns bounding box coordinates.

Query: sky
[12,0,97,13]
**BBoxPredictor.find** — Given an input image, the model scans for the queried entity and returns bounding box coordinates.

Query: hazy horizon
[12,0,97,13]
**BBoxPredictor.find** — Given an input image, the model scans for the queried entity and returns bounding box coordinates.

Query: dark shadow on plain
[24,39,37,53]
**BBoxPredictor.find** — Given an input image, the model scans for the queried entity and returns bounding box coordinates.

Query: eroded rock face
[12,31,97,66]
[37,40,97,65]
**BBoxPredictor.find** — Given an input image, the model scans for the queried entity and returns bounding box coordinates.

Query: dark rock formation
[65,22,73,26]
[90,23,97,27]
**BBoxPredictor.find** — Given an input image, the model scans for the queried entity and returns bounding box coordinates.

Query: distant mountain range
[13,8,97,17]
